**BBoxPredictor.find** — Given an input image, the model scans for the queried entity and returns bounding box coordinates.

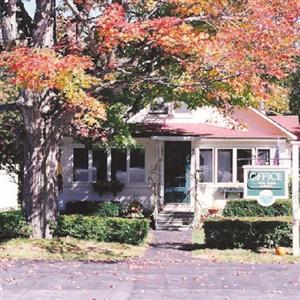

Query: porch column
[292,142,300,256]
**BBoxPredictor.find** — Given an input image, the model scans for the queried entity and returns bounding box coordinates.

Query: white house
[59,104,300,229]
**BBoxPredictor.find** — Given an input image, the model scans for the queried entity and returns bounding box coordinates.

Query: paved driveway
[1,231,300,300]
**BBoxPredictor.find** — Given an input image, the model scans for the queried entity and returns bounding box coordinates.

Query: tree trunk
[21,92,60,239]
[0,0,18,49]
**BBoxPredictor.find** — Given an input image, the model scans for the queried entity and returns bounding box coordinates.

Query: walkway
[2,231,300,299]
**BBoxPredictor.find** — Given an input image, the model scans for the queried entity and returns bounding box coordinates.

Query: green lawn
[0,236,150,261]
[192,229,300,264]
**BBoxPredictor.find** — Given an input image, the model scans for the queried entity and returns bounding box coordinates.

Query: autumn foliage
[95,1,300,100]
[0,48,105,127]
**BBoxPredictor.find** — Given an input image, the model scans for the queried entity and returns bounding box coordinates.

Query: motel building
[57,104,300,230]
[1,104,299,229]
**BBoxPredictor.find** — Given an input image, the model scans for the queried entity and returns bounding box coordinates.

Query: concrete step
[155,211,194,231]
[155,224,191,231]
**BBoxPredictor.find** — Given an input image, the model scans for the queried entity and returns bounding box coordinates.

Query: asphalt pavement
[1,230,300,300]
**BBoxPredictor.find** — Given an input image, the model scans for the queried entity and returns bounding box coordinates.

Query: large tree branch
[32,0,56,47]
[0,0,18,49]
[0,103,18,113]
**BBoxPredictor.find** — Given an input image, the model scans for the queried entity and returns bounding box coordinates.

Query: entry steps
[155,211,194,231]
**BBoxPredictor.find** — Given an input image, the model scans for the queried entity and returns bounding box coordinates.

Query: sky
[24,1,36,18]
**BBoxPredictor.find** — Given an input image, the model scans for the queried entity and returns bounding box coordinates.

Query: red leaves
[95,1,299,99]
[0,48,93,91]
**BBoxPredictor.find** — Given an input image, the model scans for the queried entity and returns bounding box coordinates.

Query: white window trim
[198,147,255,185]
[255,148,271,166]
[198,148,214,183]
[72,146,89,183]
[216,148,234,183]
[72,145,146,185]
[236,148,254,183]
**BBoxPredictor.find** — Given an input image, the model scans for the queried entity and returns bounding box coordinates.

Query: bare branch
[0,103,18,113]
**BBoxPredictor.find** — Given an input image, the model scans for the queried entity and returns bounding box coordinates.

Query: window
[129,149,145,183]
[257,149,270,165]
[173,102,190,114]
[237,149,252,182]
[92,149,107,181]
[217,149,233,182]
[73,148,89,182]
[111,149,127,183]
[199,149,213,182]
[149,97,169,114]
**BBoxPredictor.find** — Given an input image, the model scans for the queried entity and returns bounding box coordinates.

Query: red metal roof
[270,115,300,139]
[133,122,287,139]
[132,108,294,139]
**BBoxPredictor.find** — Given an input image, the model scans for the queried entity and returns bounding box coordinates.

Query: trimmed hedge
[53,215,149,245]
[204,217,292,249]
[0,210,31,239]
[64,201,121,217]
[223,199,292,217]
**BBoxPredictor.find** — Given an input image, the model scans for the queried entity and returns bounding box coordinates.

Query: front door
[164,141,191,204]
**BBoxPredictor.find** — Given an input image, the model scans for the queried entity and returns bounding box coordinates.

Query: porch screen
[199,149,213,182]
[73,148,89,182]
[111,149,127,183]
[237,149,252,182]
[217,149,233,182]
[92,149,107,182]
[129,149,145,183]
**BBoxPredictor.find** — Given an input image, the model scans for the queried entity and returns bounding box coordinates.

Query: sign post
[291,142,300,256]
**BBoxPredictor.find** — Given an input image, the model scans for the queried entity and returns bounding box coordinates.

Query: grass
[0,236,150,261]
[192,229,300,264]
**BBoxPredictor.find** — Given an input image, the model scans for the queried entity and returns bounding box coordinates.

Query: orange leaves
[96,4,144,52]
[0,48,93,91]
[0,47,105,125]
[96,4,207,56]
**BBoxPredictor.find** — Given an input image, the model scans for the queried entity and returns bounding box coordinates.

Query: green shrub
[0,210,31,239]
[53,215,149,245]
[96,202,120,217]
[64,201,121,217]
[223,199,292,217]
[64,201,101,215]
[105,218,149,245]
[204,216,292,249]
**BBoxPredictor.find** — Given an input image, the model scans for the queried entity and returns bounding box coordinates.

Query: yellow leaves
[169,0,229,17]
[1,47,106,125]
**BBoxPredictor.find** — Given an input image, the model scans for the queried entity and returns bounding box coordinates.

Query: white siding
[0,170,18,211]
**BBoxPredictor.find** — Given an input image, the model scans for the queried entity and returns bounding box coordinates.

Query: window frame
[198,147,256,185]
[256,148,271,166]
[216,148,234,183]
[198,148,214,183]
[236,148,253,183]
[72,146,146,185]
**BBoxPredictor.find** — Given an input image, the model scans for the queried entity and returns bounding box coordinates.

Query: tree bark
[0,0,18,49]
[21,91,60,238]
[32,0,56,47]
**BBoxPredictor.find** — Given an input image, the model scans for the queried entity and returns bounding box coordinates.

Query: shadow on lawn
[148,241,207,251]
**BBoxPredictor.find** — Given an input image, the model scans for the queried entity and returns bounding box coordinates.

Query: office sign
[244,166,288,206]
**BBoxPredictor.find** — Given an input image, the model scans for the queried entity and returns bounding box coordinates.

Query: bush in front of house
[204,216,292,249]
[0,210,31,239]
[64,201,121,217]
[53,215,149,245]
[223,199,292,217]
[96,202,120,217]
[64,201,101,215]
